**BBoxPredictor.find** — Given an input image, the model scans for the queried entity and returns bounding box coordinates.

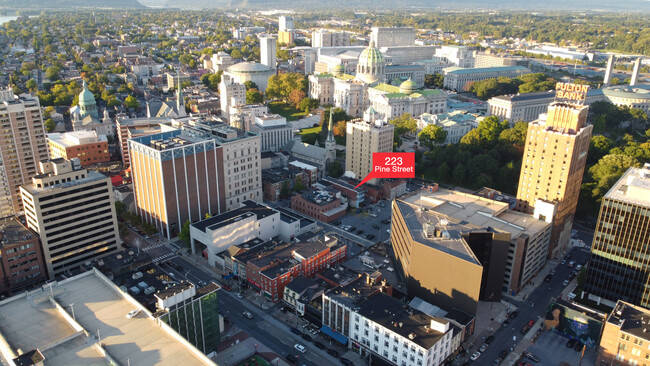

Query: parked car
[372,224,380,230]
[509,311,519,319]
[235,293,244,299]
[356,229,364,235]
[222,285,232,291]
[327,349,339,357]
[544,274,553,282]
[563,279,570,286]
[332,221,341,226]
[294,344,306,353]
[470,352,481,361]
[524,352,540,362]
[301,333,312,341]
[566,339,576,348]
[499,350,508,359]
[485,336,495,345]
[290,327,301,335]
[479,344,489,352]
[126,309,140,319]
[286,354,297,364]
[242,311,253,319]
[501,319,510,328]
[521,325,530,334]
[574,341,584,352]
[314,342,326,350]
[493,359,502,366]
[528,320,535,327]
[355,208,362,213]
[340,358,353,366]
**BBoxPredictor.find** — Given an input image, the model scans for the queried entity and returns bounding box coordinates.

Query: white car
[479,343,489,352]
[126,309,140,319]
[243,311,253,319]
[294,343,306,353]
[563,279,570,286]
[235,293,244,299]
[470,351,481,361]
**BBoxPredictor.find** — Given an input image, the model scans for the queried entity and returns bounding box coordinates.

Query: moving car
[509,311,519,319]
[242,311,253,319]
[524,352,540,362]
[471,352,481,361]
[294,344,306,353]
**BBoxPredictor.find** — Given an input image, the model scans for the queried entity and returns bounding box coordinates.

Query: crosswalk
[152,253,176,264]
[143,243,165,251]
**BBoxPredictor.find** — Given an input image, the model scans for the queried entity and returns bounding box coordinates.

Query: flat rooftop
[0,216,36,247]
[0,268,214,366]
[605,164,650,207]
[608,300,650,341]
[357,292,455,350]
[402,187,549,241]
[192,200,277,233]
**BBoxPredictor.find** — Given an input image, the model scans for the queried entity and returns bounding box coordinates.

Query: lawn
[298,125,322,135]
[268,101,308,121]
[237,355,270,366]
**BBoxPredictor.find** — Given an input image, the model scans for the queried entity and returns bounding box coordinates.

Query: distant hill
[139,0,650,11]
[0,0,144,9]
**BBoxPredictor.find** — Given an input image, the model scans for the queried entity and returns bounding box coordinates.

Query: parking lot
[526,330,597,366]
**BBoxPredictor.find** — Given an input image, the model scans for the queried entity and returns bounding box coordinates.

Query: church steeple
[326,109,335,143]
[325,109,336,161]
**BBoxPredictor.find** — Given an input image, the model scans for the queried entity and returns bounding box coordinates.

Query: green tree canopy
[246,88,263,104]
[418,124,448,148]
[390,113,417,137]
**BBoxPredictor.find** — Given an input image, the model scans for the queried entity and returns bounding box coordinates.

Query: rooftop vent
[423,222,435,238]
[408,333,416,340]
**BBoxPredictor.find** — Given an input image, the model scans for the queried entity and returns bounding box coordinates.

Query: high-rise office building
[0,90,49,218]
[20,158,121,277]
[345,107,394,185]
[129,130,226,239]
[370,27,416,47]
[278,16,294,32]
[129,121,262,238]
[515,83,593,258]
[259,34,277,70]
[584,164,650,308]
[154,282,221,356]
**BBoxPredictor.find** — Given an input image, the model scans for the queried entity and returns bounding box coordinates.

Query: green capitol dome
[78,80,99,120]
[356,40,385,84]
[399,78,417,94]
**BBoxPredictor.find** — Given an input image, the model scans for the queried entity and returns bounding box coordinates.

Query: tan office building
[20,159,121,277]
[0,90,49,217]
[516,85,592,258]
[345,107,394,185]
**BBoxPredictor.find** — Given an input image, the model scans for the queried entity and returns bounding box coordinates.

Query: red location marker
[354,152,415,189]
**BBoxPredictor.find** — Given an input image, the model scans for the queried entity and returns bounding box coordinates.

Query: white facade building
[219,74,246,120]
[259,35,277,70]
[418,112,479,144]
[223,62,275,92]
[349,293,458,366]
[279,16,294,32]
[370,27,416,48]
[487,91,555,123]
[434,46,475,68]
[253,114,294,152]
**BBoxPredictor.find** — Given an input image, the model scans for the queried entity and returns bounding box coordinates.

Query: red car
[222,285,232,291]
[528,320,535,327]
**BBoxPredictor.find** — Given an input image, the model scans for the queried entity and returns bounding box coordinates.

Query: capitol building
[309,42,447,120]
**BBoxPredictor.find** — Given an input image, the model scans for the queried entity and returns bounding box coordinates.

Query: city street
[470,244,592,364]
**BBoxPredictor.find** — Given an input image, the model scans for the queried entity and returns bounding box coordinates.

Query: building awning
[320,325,348,345]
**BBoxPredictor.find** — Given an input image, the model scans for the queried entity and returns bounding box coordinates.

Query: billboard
[543,299,604,349]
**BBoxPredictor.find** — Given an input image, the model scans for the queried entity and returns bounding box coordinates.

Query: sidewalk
[463,300,514,352]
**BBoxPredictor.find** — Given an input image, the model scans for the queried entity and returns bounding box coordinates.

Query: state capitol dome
[356,41,385,84]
